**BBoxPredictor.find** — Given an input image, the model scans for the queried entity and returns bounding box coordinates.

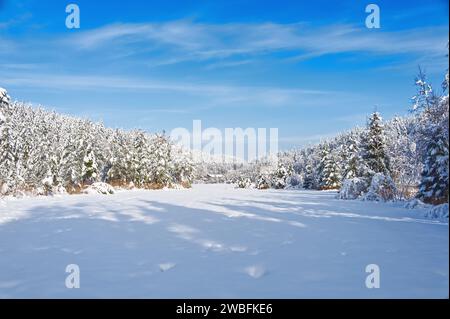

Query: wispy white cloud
[65,20,448,65]
[1,71,362,110]
[0,13,32,30]
[1,19,447,76]
[204,59,254,70]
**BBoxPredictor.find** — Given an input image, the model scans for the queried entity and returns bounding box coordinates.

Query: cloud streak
[2,71,354,110]
[66,20,448,64]
[2,19,447,80]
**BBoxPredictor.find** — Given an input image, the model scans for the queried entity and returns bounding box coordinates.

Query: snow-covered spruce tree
[316,144,330,188]
[317,144,340,189]
[358,112,397,200]
[411,68,449,158]
[342,132,365,180]
[107,129,134,186]
[363,111,391,176]
[411,67,437,113]
[0,88,13,194]
[0,88,10,116]
[148,133,174,188]
[413,68,449,204]
[67,121,92,188]
[76,121,106,187]
[271,162,293,189]
[131,131,152,188]
[302,164,315,189]
[82,147,99,184]
[320,152,341,190]
[385,116,422,198]
[416,118,449,204]
[0,94,27,194]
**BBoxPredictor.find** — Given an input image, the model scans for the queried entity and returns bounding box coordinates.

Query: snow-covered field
[0,184,448,298]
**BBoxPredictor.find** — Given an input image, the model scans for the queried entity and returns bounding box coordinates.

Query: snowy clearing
[0,184,448,298]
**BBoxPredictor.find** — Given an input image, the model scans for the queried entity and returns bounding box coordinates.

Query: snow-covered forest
[0,88,194,196]
[0,68,449,217]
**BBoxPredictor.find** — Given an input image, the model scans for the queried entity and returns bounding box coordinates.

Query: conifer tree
[82,147,98,184]
[149,133,173,187]
[417,126,449,204]
[320,152,341,190]
[132,131,151,187]
[302,165,315,189]
[342,133,363,179]
[363,112,390,175]
[316,144,330,185]
[0,89,16,194]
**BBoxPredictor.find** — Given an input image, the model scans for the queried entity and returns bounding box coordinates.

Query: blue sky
[0,0,448,149]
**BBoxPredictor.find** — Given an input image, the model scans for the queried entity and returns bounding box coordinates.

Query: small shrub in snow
[271,163,292,189]
[237,177,252,189]
[337,178,368,200]
[83,182,115,195]
[34,185,67,196]
[256,174,271,189]
[363,173,397,201]
[425,203,449,219]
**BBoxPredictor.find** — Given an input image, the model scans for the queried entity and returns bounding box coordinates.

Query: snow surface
[0,184,448,298]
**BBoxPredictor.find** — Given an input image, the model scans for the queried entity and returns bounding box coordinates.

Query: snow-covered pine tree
[342,132,364,179]
[416,122,449,204]
[0,88,13,194]
[148,133,173,188]
[107,129,133,186]
[411,68,449,157]
[67,122,89,188]
[302,164,315,189]
[385,116,422,198]
[363,111,391,176]
[82,147,99,184]
[131,131,152,188]
[316,143,330,187]
[320,152,341,190]
[0,88,10,112]
[411,67,437,113]
[412,67,449,204]
[271,162,293,189]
